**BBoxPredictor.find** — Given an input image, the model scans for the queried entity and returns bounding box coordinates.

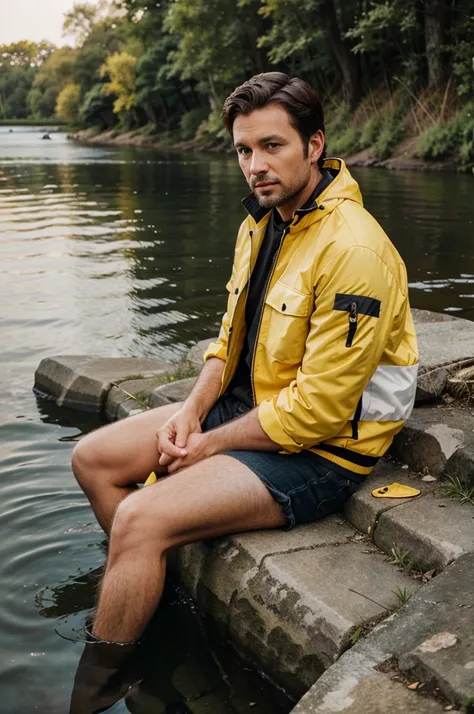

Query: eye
[266,143,280,150]
[237,147,251,156]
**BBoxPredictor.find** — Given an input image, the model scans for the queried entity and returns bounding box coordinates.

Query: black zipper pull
[346,301,358,347]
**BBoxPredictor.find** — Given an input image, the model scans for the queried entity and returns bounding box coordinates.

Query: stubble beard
[253,166,311,211]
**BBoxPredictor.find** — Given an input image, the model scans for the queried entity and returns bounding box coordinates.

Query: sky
[0,0,77,47]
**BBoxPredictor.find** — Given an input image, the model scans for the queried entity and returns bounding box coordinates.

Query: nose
[249,150,268,176]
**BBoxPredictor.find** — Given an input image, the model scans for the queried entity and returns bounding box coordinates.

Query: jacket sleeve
[203,301,230,363]
[258,245,405,452]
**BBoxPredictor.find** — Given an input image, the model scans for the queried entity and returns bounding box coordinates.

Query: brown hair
[221,72,325,166]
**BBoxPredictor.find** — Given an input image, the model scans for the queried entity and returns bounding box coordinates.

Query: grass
[390,546,412,570]
[392,586,411,608]
[439,475,474,507]
[111,360,199,410]
[343,585,412,650]
[167,360,199,383]
[418,103,474,170]
[389,546,436,582]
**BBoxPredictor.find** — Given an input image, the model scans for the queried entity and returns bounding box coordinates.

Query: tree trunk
[319,0,360,107]
[424,0,448,87]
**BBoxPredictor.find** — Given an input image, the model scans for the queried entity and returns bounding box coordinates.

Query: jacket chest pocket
[263,283,313,363]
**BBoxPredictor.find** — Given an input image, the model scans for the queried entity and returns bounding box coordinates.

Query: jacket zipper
[346,301,358,347]
[250,226,289,406]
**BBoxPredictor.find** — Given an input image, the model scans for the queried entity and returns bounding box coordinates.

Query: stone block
[174,518,356,636]
[390,406,467,476]
[291,662,446,714]
[413,308,474,371]
[185,338,215,369]
[105,377,161,421]
[374,494,474,570]
[416,367,448,403]
[149,377,197,408]
[445,446,474,489]
[400,633,474,708]
[34,355,172,413]
[359,552,474,707]
[227,541,419,695]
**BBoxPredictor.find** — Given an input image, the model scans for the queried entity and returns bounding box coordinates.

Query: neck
[276,166,323,222]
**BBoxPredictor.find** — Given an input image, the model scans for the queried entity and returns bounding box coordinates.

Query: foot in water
[69,638,144,714]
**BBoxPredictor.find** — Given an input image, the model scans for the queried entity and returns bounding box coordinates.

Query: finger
[158,435,187,460]
[159,452,174,467]
[167,458,183,474]
[175,430,188,450]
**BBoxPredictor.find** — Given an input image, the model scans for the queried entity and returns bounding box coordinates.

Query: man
[72,72,418,646]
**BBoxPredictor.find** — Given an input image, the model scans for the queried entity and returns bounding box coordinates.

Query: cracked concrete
[171,517,421,696]
[293,554,474,712]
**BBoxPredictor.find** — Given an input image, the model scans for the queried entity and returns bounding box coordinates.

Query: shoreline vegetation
[68,124,460,172]
[1,1,473,172]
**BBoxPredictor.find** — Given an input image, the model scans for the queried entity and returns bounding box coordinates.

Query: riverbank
[34,309,474,712]
[68,126,459,172]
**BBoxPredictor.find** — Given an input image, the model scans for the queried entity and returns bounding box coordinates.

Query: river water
[0,126,472,713]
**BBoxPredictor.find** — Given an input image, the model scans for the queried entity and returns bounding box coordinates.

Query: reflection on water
[0,126,472,712]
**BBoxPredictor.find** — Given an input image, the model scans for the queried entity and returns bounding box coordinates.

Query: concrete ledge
[292,553,474,712]
[413,308,474,371]
[172,517,420,697]
[34,355,172,412]
[373,494,474,570]
[344,461,474,571]
[149,377,197,408]
[291,649,446,714]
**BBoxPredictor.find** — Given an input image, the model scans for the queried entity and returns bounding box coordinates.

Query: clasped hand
[155,406,213,474]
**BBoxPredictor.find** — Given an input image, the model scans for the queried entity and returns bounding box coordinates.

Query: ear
[308,130,325,165]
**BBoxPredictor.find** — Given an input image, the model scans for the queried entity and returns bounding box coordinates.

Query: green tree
[101,51,137,115]
[164,0,262,109]
[80,82,116,127]
[28,47,76,119]
[56,82,82,123]
[0,41,55,118]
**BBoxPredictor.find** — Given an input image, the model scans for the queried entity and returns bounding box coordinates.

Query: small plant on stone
[349,625,363,646]
[390,546,412,571]
[440,475,474,507]
[392,586,411,609]
[463,694,474,714]
[169,360,199,383]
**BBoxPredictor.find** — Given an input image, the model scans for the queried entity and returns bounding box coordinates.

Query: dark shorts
[201,394,362,530]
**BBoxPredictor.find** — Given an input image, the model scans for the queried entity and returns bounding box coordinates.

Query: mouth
[254,181,278,189]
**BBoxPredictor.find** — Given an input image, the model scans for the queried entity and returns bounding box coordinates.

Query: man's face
[233,104,316,212]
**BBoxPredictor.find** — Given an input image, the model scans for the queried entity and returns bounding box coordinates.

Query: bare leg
[92,454,286,643]
[72,402,183,534]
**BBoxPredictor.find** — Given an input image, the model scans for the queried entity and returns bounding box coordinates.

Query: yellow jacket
[204,159,418,476]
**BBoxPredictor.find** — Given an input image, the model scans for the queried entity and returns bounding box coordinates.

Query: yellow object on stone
[371,483,421,498]
[144,471,158,486]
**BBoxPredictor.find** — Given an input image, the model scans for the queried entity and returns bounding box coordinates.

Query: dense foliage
[1,0,473,166]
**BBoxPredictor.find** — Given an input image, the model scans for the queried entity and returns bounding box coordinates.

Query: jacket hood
[242,158,363,231]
